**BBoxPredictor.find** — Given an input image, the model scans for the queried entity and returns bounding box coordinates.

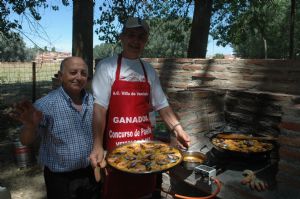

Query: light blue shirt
[34,86,93,172]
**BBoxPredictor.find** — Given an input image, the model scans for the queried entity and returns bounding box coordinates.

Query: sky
[18,2,233,56]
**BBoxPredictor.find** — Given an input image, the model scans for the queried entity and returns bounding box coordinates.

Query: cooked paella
[107,141,182,174]
[212,137,273,153]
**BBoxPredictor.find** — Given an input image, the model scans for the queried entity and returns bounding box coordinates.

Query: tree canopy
[95,0,191,44]
[1,0,298,59]
[211,0,299,59]
[144,18,191,58]
[93,43,121,60]
[0,32,39,61]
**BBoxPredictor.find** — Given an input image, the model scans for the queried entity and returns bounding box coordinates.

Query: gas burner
[204,148,272,172]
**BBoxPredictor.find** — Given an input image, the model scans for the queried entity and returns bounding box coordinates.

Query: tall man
[90,17,190,199]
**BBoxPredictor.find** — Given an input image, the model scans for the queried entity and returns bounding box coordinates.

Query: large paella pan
[106,140,183,174]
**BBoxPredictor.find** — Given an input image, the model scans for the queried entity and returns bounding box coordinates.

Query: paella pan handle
[204,131,219,139]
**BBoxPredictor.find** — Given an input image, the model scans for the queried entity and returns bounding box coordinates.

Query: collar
[58,86,89,105]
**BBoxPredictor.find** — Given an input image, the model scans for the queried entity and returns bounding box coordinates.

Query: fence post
[32,62,36,103]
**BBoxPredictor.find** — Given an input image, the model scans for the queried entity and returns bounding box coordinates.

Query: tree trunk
[187,0,213,58]
[72,0,94,78]
[289,0,296,59]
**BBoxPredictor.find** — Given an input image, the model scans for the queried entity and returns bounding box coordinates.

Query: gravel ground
[0,111,46,199]
[0,162,46,199]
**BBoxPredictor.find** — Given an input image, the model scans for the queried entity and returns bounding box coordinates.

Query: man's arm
[11,100,42,145]
[90,103,107,182]
[158,106,190,148]
[20,123,39,146]
[92,103,107,150]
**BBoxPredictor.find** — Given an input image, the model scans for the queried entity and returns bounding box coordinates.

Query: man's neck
[62,87,83,105]
[71,96,82,105]
[121,51,140,59]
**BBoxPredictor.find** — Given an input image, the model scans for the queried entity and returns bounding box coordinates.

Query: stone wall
[146,58,300,132]
[278,101,300,187]
[167,89,225,135]
[145,58,300,95]
[146,58,300,184]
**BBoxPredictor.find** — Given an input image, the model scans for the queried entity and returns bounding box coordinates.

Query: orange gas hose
[160,177,222,199]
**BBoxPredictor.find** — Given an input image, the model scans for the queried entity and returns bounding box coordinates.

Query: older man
[12,57,100,199]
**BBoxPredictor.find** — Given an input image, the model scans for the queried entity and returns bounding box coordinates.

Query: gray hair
[59,57,69,72]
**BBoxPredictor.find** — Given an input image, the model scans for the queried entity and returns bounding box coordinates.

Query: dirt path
[0,162,46,199]
[0,138,46,199]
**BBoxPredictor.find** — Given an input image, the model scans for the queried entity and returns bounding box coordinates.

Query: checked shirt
[34,86,93,172]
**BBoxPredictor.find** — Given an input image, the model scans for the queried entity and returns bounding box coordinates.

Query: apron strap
[139,59,148,82]
[116,54,122,81]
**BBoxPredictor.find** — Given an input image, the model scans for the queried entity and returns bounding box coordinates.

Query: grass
[0,62,59,104]
[0,62,59,84]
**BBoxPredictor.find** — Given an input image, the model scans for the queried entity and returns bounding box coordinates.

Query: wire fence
[0,61,60,106]
[0,61,61,140]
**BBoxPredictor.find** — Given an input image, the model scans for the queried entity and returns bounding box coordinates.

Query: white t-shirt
[92,55,169,111]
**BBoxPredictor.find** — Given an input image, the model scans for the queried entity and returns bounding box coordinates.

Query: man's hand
[10,100,42,127]
[89,146,106,182]
[174,128,191,150]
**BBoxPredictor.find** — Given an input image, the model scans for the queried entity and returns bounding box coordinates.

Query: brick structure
[143,58,300,197]
[145,58,300,95]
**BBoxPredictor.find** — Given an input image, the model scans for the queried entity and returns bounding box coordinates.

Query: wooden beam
[72,0,94,78]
